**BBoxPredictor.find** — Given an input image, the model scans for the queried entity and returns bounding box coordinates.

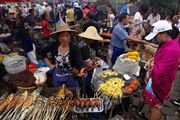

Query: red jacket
[42,19,50,39]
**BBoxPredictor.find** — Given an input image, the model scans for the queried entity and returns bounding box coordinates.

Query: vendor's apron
[49,67,79,89]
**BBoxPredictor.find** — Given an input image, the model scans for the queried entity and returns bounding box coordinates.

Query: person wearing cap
[78,26,103,68]
[77,26,103,96]
[143,20,180,120]
[110,13,146,66]
[42,24,85,89]
[66,4,75,26]
[73,2,83,21]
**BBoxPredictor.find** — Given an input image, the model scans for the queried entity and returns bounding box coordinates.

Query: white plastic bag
[113,54,139,75]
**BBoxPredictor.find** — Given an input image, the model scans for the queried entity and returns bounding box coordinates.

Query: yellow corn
[127,51,139,56]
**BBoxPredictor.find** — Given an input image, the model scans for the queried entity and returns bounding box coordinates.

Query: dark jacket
[16,16,33,53]
[42,42,83,70]
[74,7,83,21]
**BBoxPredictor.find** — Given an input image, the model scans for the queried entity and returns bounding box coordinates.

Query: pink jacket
[152,38,180,102]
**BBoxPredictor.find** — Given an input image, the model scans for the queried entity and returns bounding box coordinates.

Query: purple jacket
[152,38,180,102]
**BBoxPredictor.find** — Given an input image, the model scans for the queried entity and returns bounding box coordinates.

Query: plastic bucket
[3,56,26,74]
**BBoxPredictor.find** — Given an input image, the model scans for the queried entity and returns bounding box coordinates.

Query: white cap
[43,2,48,6]
[73,2,79,7]
[145,20,173,41]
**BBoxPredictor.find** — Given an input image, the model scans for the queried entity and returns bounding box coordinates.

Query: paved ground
[161,69,180,120]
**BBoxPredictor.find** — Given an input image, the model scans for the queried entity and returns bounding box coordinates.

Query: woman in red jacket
[41,14,51,40]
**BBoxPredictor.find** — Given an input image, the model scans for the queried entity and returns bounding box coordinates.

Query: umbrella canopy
[0,0,31,2]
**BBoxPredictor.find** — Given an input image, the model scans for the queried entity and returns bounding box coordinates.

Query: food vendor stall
[89,50,142,118]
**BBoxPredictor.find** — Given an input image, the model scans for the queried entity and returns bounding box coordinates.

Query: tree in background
[141,0,179,19]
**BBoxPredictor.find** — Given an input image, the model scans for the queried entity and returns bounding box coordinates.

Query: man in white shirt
[147,8,161,25]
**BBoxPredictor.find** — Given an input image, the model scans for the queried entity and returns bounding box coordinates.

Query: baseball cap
[74,2,80,7]
[145,20,173,41]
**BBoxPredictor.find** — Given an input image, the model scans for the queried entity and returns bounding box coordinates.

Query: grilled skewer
[85,98,91,111]
[80,99,85,111]
[91,99,96,111]
[95,99,101,110]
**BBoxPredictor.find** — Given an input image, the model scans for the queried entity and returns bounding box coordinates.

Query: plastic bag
[113,54,139,75]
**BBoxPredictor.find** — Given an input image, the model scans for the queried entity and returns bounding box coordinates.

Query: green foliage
[148,0,178,18]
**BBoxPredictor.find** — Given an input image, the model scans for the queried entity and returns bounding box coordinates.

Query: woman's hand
[49,64,55,70]
[44,58,55,69]
[144,58,154,70]
[92,58,101,68]
[72,68,88,79]
[80,68,88,79]
[72,68,79,76]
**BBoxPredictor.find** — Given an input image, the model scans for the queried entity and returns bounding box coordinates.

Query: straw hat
[79,26,103,41]
[51,24,77,40]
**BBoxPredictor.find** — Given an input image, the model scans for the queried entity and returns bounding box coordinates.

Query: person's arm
[44,57,55,69]
[147,14,151,24]
[157,14,161,21]
[71,44,88,78]
[73,45,84,70]
[144,57,154,70]
[127,36,146,44]
[42,42,58,69]
[152,50,179,79]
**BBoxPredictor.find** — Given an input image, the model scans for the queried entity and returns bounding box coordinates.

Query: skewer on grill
[85,99,91,111]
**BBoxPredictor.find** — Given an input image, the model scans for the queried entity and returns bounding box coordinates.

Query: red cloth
[89,5,96,15]
[83,8,90,21]
[152,38,180,102]
[42,19,50,39]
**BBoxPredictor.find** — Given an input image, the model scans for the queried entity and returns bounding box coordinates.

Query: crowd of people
[0,0,180,120]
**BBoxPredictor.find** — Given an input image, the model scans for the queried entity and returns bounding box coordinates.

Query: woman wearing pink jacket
[143,20,180,120]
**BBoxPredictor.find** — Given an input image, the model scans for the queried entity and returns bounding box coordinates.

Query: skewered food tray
[73,98,104,113]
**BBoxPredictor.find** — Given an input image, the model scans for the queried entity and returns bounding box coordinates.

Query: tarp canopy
[0,0,31,2]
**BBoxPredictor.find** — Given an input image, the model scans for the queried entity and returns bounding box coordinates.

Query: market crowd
[0,0,180,120]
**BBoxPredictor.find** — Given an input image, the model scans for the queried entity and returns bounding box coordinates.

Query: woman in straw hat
[77,26,105,97]
[78,26,103,60]
[77,26,103,119]
[42,24,85,89]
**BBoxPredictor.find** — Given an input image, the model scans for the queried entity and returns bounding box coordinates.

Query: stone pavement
[161,69,180,120]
